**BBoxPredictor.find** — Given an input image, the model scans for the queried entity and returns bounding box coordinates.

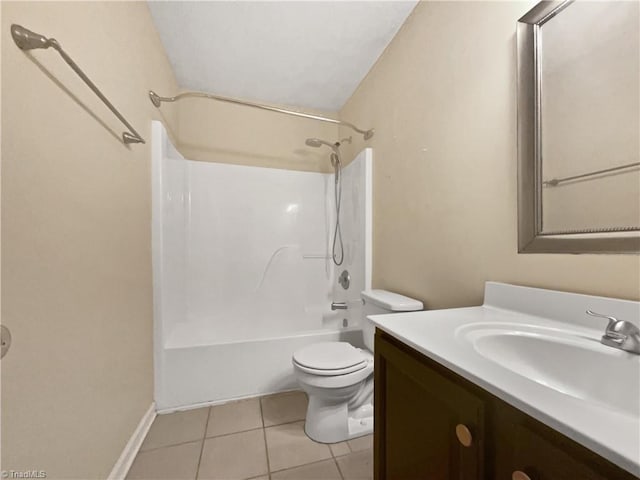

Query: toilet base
[304,400,373,444]
[293,350,374,444]
[347,403,374,439]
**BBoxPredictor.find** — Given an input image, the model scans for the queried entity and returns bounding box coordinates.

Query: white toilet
[292,289,423,443]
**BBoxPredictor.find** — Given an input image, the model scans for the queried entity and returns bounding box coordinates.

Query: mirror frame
[516,1,640,254]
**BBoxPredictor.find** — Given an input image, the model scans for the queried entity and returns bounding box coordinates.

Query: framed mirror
[517,0,640,253]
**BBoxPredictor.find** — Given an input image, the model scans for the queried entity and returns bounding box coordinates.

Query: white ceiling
[148,1,418,111]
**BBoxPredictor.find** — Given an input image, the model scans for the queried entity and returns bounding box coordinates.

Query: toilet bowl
[292,289,423,443]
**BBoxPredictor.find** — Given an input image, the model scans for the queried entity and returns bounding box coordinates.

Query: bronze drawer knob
[455,424,473,447]
[512,471,532,480]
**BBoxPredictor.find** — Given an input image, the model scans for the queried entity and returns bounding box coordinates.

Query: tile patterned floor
[127,391,373,480]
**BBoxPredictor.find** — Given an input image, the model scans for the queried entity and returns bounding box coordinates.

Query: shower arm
[149,90,374,141]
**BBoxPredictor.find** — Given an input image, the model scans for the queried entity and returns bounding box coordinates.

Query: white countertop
[368,282,640,476]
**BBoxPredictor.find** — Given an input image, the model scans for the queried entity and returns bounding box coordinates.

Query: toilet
[292,289,423,443]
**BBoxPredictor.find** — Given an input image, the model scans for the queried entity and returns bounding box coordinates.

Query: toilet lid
[293,342,366,371]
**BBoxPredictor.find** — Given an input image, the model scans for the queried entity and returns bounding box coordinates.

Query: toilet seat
[293,352,373,389]
[293,360,367,376]
[293,342,367,376]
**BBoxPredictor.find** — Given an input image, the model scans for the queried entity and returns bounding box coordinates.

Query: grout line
[330,443,353,459]
[259,400,272,479]
[329,444,337,458]
[334,456,346,480]
[263,418,307,430]
[142,425,268,453]
[138,438,202,454]
[202,426,267,442]
[195,407,212,480]
[269,457,342,475]
[205,425,266,441]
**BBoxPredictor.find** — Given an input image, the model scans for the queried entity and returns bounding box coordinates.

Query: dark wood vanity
[374,330,639,480]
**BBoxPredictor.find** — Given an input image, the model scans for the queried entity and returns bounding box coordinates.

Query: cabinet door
[494,406,638,480]
[375,332,485,480]
[507,423,604,480]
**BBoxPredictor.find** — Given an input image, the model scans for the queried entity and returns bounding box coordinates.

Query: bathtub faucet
[331,302,348,310]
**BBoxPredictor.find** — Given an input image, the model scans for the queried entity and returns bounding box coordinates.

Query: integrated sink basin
[368,282,640,476]
[457,323,640,417]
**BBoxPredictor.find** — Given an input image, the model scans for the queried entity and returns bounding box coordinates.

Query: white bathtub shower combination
[151,122,372,410]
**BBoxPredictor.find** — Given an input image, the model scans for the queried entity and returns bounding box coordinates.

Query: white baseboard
[108,403,156,480]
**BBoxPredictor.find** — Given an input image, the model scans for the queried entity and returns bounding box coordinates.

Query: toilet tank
[360,290,423,351]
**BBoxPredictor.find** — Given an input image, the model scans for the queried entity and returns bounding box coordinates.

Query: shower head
[305,138,343,173]
[305,138,335,149]
[305,138,342,156]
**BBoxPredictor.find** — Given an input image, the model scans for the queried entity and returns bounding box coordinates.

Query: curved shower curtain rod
[148,90,374,140]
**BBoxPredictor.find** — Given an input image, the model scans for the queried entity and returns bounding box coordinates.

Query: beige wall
[1,2,178,478]
[1,3,340,477]
[2,1,639,478]
[339,1,640,308]
[177,97,338,172]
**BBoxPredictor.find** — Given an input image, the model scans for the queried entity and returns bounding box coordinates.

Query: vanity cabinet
[374,330,639,480]
[374,331,485,479]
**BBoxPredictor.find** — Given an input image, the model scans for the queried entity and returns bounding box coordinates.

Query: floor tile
[271,459,342,479]
[329,441,351,457]
[347,434,373,452]
[336,449,373,480]
[261,391,308,426]
[265,421,332,472]
[132,392,373,480]
[207,397,263,437]
[198,428,268,480]
[126,441,201,480]
[141,407,209,451]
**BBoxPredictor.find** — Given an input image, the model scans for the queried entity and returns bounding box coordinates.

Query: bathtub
[151,121,372,412]
[155,327,365,412]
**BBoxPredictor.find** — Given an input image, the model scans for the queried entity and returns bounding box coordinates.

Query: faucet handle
[586,310,619,332]
[586,310,628,341]
[588,310,640,355]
